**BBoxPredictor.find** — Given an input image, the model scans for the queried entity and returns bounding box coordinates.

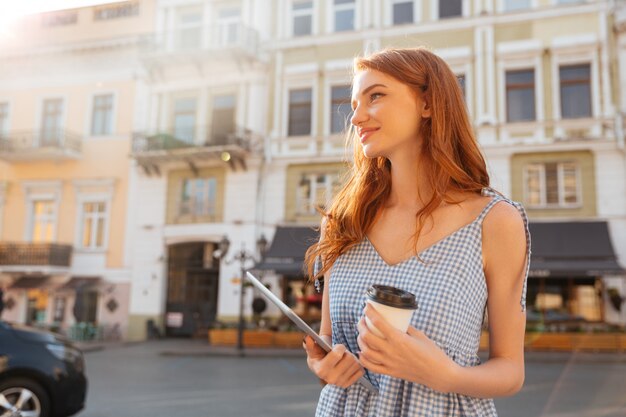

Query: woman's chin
[361,145,381,159]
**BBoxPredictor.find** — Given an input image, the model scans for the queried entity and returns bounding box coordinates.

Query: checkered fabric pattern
[315,188,531,417]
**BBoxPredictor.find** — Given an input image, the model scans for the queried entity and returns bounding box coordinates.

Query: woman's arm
[303,222,365,388]
[357,201,528,398]
[447,201,528,397]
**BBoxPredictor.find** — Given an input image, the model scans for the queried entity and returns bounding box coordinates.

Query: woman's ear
[421,100,432,119]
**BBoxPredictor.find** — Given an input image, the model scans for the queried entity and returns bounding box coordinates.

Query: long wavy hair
[304,47,490,280]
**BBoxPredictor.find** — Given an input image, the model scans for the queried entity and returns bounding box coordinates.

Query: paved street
[76,340,626,417]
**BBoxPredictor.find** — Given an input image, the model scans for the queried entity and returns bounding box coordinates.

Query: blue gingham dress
[315,188,531,416]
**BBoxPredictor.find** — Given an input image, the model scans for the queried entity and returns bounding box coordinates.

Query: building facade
[1,0,625,341]
[0,1,155,339]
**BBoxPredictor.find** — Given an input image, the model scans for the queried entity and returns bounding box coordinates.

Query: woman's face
[351,69,430,160]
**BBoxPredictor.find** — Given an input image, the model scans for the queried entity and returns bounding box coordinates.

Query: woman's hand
[356,304,458,393]
[302,335,365,389]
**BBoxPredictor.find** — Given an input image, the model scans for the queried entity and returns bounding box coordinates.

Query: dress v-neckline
[363,193,503,268]
[364,219,479,268]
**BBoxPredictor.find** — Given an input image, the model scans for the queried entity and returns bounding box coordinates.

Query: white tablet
[245,271,378,394]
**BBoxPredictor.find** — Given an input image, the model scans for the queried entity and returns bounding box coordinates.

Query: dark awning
[529,222,625,278]
[9,276,49,289]
[58,277,102,291]
[254,226,320,274]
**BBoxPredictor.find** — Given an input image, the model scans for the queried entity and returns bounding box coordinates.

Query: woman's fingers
[303,335,327,360]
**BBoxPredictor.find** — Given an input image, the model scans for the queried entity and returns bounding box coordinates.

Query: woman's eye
[370,92,384,101]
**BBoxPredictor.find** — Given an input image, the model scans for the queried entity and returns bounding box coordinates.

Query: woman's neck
[385,150,433,210]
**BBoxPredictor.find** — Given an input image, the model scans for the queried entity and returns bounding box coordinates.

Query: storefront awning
[529,222,625,278]
[58,277,102,291]
[254,226,319,275]
[9,276,49,289]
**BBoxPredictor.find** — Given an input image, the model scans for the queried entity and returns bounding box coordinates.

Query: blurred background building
[0,0,625,341]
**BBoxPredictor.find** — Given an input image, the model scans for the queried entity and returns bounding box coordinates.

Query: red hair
[305,47,490,279]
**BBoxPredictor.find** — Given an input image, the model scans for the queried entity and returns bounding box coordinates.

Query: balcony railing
[0,129,82,161]
[0,243,72,267]
[140,22,261,61]
[131,125,262,171]
[132,125,259,153]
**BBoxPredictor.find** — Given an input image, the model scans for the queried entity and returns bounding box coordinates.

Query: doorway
[166,242,220,337]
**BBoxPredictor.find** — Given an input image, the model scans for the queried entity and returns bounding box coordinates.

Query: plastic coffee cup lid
[366,284,418,309]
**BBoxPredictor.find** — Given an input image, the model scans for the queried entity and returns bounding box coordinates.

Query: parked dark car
[0,321,87,417]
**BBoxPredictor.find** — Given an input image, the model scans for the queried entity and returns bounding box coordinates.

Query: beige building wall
[0,0,155,338]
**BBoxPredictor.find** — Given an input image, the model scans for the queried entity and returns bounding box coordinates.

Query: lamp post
[219,234,268,356]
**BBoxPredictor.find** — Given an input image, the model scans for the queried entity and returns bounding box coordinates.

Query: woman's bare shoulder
[482,201,526,265]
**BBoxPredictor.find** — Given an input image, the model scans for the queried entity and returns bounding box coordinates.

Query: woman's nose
[350,105,367,127]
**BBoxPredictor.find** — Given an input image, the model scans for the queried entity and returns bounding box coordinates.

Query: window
[288,88,312,136]
[94,1,139,20]
[42,11,77,27]
[211,95,236,145]
[0,102,8,135]
[503,0,531,11]
[53,297,66,323]
[173,97,197,143]
[31,200,56,243]
[330,85,352,134]
[392,1,413,25]
[333,0,355,32]
[524,162,580,207]
[80,202,107,249]
[557,0,584,4]
[439,0,462,19]
[91,94,114,136]
[296,172,341,215]
[292,0,313,36]
[175,8,202,50]
[506,69,535,122]
[560,64,591,119]
[180,178,217,217]
[217,8,241,46]
[41,98,64,145]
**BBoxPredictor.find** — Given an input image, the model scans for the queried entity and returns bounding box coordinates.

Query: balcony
[0,242,73,275]
[131,125,262,173]
[0,129,82,162]
[140,23,265,71]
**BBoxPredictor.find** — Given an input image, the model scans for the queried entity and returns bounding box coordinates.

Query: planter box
[208,329,296,348]
[243,330,275,348]
[480,331,626,352]
[274,331,305,348]
[208,329,237,346]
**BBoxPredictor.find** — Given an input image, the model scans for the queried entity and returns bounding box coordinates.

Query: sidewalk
[76,337,626,362]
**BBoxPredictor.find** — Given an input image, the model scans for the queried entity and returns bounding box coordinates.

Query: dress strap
[478,187,532,312]
[475,188,505,224]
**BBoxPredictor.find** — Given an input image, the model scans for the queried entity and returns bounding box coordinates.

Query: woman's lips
[359,128,379,143]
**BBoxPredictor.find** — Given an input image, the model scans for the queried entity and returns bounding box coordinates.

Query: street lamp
[219,234,268,356]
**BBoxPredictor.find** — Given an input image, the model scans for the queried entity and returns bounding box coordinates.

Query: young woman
[302,47,530,416]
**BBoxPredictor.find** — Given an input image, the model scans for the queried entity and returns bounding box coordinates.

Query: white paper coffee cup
[364,285,418,338]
